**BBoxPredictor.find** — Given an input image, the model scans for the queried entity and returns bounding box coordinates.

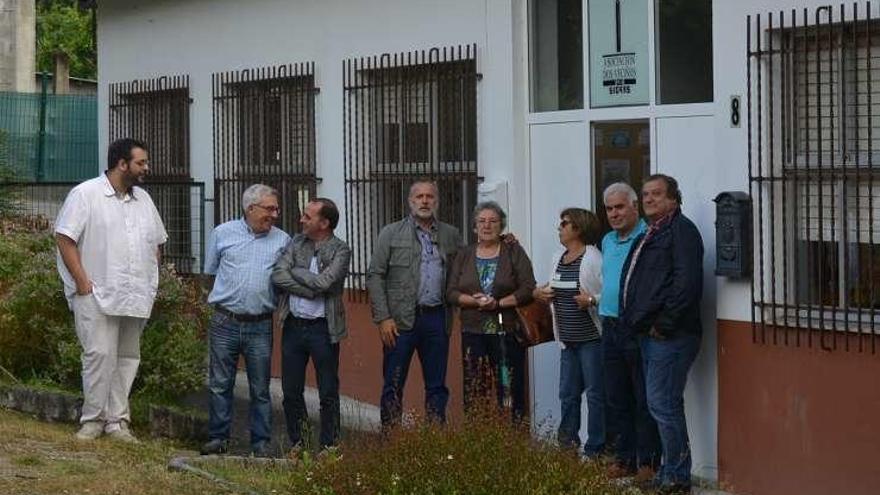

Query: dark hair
[311,197,340,230]
[107,138,148,170]
[644,173,683,205]
[560,207,602,246]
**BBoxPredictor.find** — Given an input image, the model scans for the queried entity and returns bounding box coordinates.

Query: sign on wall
[588,0,649,107]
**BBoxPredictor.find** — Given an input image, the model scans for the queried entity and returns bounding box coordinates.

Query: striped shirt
[552,253,600,343]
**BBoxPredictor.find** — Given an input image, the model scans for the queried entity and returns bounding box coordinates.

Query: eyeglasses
[477,219,500,226]
[254,204,281,214]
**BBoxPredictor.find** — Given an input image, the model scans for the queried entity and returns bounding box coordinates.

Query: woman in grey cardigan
[446,201,536,420]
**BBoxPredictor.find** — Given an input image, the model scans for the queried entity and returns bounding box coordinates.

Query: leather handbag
[514,299,554,347]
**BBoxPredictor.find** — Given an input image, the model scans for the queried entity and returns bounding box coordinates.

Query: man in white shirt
[55,138,167,443]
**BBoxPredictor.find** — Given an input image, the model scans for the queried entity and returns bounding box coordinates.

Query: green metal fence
[0,81,98,182]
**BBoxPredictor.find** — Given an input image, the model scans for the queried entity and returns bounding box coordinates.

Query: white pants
[72,294,146,425]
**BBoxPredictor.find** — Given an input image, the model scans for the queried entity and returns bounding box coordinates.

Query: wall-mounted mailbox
[714,191,752,278]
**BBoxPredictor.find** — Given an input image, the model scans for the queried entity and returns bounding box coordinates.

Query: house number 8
[730,95,742,128]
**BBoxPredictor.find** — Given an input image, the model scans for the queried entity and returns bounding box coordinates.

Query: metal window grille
[343,45,480,296]
[108,75,197,272]
[109,76,191,179]
[747,3,879,352]
[212,63,319,236]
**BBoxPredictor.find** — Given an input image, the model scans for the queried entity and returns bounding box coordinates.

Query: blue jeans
[558,339,605,456]
[380,307,449,427]
[641,333,701,486]
[281,316,340,448]
[207,313,273,449]
[602,317,660,469]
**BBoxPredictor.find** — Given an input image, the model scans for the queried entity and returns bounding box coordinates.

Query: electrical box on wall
[714,191,752,279]
[477,180,509,213]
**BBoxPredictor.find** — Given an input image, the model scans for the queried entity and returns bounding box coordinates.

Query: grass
[0,408,222,495]
[1,400,648,494]
[200,405,641,495]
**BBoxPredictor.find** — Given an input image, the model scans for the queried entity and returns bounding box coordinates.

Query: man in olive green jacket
[367,181,462,427]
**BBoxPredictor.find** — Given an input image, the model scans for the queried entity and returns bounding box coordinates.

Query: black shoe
[200,438,229,455]
[251,441,273,458]
[657,483,692,495]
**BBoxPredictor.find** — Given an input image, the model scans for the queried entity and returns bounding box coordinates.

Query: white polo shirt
[55,174,168,318]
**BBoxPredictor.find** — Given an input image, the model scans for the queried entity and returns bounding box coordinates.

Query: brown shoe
[634,465,657,485]
[606,463,636,479]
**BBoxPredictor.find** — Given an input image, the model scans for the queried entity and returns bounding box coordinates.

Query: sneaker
[105,421,140,444]
[75,421,104,441]
[200,438,229,455]
[634,466,657,485]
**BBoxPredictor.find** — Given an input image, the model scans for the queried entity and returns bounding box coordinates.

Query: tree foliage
[36,1,96,80]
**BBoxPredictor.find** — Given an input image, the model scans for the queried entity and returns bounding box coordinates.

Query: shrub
[213,405,637,495]
[0,227,208,402]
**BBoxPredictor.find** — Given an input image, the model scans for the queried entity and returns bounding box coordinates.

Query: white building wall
[96,0,526,237]
[96,0,861,484]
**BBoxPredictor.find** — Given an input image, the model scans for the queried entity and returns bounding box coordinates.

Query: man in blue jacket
[620,174,703,495]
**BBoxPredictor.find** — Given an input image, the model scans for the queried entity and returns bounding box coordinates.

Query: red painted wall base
[718,319,880,495]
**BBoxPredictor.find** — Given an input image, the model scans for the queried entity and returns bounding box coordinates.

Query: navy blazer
[620,209,704,338]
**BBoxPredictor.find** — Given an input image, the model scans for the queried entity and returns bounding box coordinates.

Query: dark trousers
[380,307,448,427]
[281,315,340,448]
[602,316,661,470]
[461,332,526,420]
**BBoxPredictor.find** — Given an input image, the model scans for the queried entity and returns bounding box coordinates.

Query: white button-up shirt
[55,174,168,318]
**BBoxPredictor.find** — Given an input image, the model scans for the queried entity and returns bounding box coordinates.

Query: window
[748,6,879,348]
[786,19,880,312]
[591,121,651,232]
[530,0,583,111]
[109,76,191,179]
[655,0,713,104]
[212,64,318,236]
[343,46,479,293]
[109,76,195,272]
[374,63,477,165]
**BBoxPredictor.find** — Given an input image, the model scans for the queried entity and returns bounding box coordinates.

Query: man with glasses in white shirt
[56,138,168,443]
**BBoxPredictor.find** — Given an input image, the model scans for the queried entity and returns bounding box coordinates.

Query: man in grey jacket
[272,198,351,451]
[367,181,462,427]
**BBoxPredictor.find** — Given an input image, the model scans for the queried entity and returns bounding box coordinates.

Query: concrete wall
[718,320,880,495]
[95,0,880,490]
[712,1,880,493]
[0,0,36,92]
[96,0,527,236]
